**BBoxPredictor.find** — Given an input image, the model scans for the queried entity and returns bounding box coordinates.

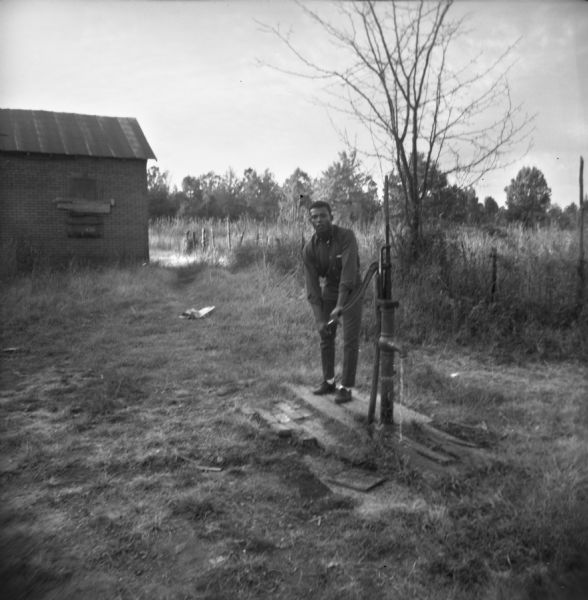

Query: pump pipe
[325,260,379,328]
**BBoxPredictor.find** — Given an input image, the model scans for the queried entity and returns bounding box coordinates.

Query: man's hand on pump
[316,306,342,336]
[328,305,343,326]
[330,305,343,320]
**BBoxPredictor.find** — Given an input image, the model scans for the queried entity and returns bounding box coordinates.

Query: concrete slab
[342,389,433,425]
[245,391,492,481]
[284,383,432,427]
[283,384,369,437]
[283,385,493,478]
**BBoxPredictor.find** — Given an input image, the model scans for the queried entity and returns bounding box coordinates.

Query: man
[302,200,363,404]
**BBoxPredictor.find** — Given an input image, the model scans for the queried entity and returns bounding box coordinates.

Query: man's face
[309,207,333,234]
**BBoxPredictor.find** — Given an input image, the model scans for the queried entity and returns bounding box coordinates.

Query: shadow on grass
[0,512,73,600]
[169,262,207,287]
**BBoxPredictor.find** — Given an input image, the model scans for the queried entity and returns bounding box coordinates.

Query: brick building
[0,109,156,269]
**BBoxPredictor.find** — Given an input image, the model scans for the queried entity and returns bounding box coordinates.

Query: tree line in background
[148,150,581,231]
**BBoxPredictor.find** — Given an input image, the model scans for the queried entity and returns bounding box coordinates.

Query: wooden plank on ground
[420,423,478,448]
[399,436,455,465]
[416,424,494,469]
[327,469,386,492]
[396,443,459,480]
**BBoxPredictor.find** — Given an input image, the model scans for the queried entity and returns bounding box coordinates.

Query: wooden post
[226,216,232,251]
[490,246,498,303]
[577,156,585,315]
[201,227,207,250]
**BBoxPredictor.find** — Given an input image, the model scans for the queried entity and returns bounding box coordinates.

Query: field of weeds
[1,229,587,599]
[152,216,588,360]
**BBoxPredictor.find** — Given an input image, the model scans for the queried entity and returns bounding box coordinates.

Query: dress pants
[319,296,362,388]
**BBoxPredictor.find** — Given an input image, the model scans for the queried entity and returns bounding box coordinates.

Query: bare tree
[261,0,533,258]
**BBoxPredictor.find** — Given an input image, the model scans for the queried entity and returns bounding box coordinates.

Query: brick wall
[0,153,149,266]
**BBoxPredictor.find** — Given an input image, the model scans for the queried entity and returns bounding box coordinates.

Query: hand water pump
[368,174,401,426]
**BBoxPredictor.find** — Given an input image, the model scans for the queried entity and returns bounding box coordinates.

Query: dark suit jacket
[302,225,362,308]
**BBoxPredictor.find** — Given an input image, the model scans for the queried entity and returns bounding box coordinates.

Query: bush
[229,238,303,275]
[263,237,303,274]
[228,241,263,271]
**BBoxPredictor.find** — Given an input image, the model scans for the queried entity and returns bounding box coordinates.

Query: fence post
[201,227,207,250]
[577,156,585,315]
[490,246,498,303]
[184,230,197,254]
[226,216,232,251]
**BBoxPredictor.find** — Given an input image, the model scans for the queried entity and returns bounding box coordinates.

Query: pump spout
[378,339,403,355]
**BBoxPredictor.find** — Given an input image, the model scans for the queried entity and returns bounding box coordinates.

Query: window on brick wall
[69,176,97,201]
[65,175,104,238]
[66,214,104,238]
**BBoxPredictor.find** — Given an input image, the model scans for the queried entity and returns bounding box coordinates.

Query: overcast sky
[1,0,586,206]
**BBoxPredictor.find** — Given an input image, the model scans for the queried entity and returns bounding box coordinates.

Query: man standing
[302,200,363,404]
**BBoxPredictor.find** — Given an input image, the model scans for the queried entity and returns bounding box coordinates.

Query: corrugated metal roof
[0,109,156,160]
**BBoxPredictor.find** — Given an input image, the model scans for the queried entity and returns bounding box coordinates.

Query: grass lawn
[1,260,587,599]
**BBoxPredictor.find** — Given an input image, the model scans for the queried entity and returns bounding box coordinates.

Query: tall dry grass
[150,216,587,360]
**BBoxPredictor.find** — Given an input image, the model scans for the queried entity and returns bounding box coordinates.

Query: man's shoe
[312,381,336,395]
[334,387,352,404]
